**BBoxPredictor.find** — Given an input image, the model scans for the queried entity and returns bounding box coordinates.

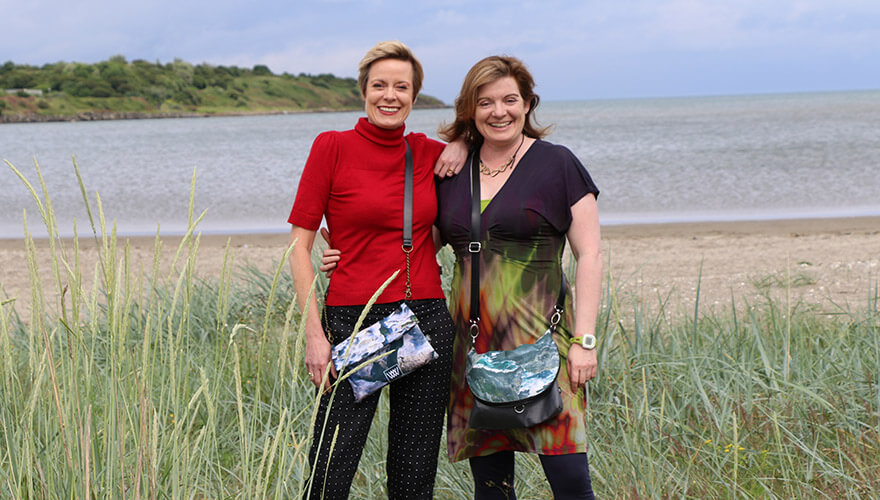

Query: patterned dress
[435,139,599,461]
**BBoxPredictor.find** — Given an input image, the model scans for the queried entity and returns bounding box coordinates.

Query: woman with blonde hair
[287,40,463,499]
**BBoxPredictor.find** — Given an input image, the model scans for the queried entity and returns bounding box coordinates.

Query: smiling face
[363,58,415,130]
[473,76,530,147]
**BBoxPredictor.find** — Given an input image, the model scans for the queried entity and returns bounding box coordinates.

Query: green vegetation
[0,56,445,121]
[1,159,879,498]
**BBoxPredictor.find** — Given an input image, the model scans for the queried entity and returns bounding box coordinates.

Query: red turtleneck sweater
[288,117,446,306]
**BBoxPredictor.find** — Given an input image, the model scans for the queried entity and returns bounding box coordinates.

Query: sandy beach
[2,216,878,318]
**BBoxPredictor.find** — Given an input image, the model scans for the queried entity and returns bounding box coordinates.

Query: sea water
[1,90,878,238]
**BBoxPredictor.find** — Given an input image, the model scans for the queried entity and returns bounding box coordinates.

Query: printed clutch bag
[331,303,437,402]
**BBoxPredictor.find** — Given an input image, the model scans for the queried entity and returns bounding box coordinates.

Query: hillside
[0,56,446,122]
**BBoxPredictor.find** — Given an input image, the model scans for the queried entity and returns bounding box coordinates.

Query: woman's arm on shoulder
[434,137,469,177]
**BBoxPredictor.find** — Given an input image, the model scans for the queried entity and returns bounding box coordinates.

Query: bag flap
[331,303,418,371]
[344,325,438,401]
[466,330,560,403]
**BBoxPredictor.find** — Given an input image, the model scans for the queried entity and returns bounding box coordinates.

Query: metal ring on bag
[514,405,525,414]
[549,306,562,331]
[469,320,480,343]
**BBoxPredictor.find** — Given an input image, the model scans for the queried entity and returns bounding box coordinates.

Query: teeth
[490,121,511,128]
[379,106,399,112]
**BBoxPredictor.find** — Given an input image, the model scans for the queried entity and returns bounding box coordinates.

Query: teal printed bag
[466,330,560,403]
[465,329,563,429]
[332,303,437,402]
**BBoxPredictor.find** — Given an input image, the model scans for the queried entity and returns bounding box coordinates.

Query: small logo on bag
[384,365,402,381]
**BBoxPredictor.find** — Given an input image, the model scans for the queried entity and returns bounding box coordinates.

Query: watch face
[582,335,596,349]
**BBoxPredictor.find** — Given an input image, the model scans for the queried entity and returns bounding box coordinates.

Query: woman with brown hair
[435,55,601,499]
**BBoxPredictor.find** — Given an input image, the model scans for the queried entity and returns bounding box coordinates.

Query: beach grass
[2,159,879,499]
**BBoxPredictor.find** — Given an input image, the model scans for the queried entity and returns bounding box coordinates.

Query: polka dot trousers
[304,299,455,500]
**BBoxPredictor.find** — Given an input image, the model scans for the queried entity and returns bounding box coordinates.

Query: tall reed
[2,159,878,499]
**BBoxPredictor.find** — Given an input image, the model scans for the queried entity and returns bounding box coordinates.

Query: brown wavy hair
[439,55,551,147]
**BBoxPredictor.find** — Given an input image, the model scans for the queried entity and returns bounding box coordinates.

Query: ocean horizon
[2,89,879,238]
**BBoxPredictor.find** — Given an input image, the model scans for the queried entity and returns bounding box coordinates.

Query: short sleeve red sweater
[288,117,446,306]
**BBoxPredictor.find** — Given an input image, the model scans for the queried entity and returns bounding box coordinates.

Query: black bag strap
[468,147,566,343]
[403,139,413,249]
[468,150,482,340]
[402,139,414,299]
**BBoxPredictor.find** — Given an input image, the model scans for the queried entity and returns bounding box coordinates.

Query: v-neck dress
[436,139,599,461]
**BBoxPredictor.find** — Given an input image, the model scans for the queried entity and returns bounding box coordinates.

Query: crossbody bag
[464,148,565,429]
[330,139,437,402]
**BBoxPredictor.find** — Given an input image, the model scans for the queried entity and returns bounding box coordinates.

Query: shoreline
[600,215,880,238]
[0,103,450,124]
[3,214,879,247]
[2,215,878,317]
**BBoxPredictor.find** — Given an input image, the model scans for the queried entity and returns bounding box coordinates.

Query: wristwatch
[570,334,596,350]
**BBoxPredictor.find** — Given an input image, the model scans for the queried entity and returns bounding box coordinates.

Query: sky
[2,0,878,103]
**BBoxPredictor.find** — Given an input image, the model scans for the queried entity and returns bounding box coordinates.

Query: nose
[491,102,506,116]
[383,86,396,100]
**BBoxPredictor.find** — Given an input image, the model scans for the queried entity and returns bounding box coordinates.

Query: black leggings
[304,299,454,500]
[469,451,595,500]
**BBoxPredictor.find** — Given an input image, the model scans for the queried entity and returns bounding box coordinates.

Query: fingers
[308,370,322,388]
[306,363,335,390]
[319,253,340,273]
[585,365,597,382]
[567,357,579,392]
[319,248,340,276]
[320,227,331,244]
[570,368,583,392]
[321,249,341,259]
[328,364,338,391]
[321,371,332,392]
[434,161,461,178]
[567,353,598,392]
[569,369,595,392]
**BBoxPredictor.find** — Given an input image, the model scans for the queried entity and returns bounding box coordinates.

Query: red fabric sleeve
[288,131,338,230]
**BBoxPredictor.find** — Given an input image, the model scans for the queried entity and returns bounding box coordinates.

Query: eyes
[477,95,522,108]
[370,82,410,92]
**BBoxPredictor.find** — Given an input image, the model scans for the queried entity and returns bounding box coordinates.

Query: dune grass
[1,159,878,499]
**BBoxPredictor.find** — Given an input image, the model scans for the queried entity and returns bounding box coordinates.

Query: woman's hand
[567,344,598,392]
[318,228,340,277]
[305,332,337,391]
[434,137,469,177]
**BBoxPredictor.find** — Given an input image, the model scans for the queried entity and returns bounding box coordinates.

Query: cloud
[2,0,878,100]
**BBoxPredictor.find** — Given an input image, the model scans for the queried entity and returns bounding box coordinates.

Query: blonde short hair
[439,55,550,146]
[357,40,424,98]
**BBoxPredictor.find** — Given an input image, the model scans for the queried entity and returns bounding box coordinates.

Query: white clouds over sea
[2,0,877,101]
